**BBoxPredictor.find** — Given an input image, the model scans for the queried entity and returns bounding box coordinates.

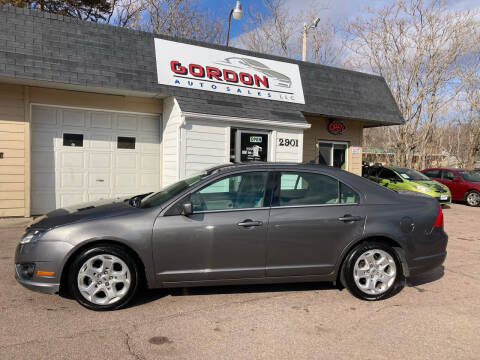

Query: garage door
[31,105,161,214]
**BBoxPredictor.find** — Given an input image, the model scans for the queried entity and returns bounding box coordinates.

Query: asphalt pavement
[0,203,479,359]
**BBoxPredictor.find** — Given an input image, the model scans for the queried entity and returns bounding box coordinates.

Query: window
[443,171,457,181]
[340,183,359,204]
[63,133,83,147]
[378,168,400,181]
[274,172,340,206]
[423,169,441,178]
[190,172,269,212]
[117,136,135,149]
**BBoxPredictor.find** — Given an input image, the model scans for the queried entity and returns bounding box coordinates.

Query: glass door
[317,141,348,170]
[235,130,270,162]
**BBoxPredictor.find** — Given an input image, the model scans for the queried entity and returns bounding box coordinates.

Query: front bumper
[435,195,451,204]
[15,264,60,294]
[14,240,73,295]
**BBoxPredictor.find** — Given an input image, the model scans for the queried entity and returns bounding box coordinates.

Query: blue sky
[198,0,480,38]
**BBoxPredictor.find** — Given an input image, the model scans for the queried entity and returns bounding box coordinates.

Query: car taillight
[433,206,444,228]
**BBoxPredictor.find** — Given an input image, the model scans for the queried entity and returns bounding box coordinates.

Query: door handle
[338,215,363,222]
[237,220,263,227]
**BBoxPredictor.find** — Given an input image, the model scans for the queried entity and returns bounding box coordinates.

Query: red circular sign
[328,119,346,135]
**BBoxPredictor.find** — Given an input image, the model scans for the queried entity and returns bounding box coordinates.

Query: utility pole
[302,17,320,62]
[302,23,308,61]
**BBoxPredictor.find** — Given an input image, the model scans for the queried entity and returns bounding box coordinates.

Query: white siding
[161,97,182,186]
[183,120,229,177]
[274,128,303,162]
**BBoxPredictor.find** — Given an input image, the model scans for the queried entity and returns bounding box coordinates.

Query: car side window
[274,172,339,206]
[443,171,456,181]
[190,172,269,212]
[340,183,360,204]
[379,168,399,181]
[424,169,440,178]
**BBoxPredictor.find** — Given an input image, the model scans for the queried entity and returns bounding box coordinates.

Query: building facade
[0,5,403,216]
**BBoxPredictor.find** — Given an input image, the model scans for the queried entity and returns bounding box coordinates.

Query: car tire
[465,190,480,207]
[340,242,405,301]
[69,245,139,311]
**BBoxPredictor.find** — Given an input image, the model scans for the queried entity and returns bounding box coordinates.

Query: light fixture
[226,1,243,47]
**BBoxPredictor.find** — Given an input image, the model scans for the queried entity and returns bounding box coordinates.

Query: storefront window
[318,141,348,170]
[231,128,270,163]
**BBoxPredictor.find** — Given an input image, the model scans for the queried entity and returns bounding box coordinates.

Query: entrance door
[318,141,348,170]
[235,130,269,162]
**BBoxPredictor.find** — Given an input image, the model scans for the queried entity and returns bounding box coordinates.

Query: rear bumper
[408,251,447,277]
[407,228,448,277]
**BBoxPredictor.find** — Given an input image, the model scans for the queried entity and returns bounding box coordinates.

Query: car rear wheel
[69,245,139,311]
[466,190,480,207]
[341,242,404,301]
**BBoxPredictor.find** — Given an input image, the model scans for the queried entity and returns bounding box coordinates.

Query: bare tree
[143,0,226,44]
[444,71,480,168]
[107,0,147,28]
[346,0,480,169]
[239,0,297,57]
[239,0,343,66]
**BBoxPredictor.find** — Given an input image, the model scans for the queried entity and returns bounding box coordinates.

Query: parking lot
[0,203,479,360]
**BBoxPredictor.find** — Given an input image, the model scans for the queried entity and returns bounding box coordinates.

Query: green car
[363,165,451,204]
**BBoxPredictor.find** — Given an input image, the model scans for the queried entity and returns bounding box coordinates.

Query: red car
[421,168,480,207]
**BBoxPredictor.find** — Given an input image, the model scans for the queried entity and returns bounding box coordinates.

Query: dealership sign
[154,38,305,104]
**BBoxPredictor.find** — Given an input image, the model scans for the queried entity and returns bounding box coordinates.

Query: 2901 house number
[278,138,299,147]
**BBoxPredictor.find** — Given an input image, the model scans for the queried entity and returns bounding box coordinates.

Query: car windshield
[141,172,209,208]
[396,168,431,181]
[458,170,480,182]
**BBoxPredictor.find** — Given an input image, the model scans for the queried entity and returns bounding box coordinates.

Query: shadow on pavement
[406,266,444,287]
[130,282,338,307]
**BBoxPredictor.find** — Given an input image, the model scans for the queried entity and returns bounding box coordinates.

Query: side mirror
[390,177,398,184]
[182,202,193,216]
[452,177,459,183]
[130,196,142,208]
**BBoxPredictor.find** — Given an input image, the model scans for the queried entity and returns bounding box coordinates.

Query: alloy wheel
[353,249,397,295]
[467,192,480,207]
[77,254,131,305]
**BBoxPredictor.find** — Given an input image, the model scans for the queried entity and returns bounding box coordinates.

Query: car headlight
[20,229,46,244]
[413,185,429,192]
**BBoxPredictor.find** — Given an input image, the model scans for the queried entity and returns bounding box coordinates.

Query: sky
[199,0,480,39]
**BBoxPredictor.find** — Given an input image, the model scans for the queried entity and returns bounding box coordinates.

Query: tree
[345,0,480,169]
[143,0,226,44]
[239,0,343,66]
[1,0,113,22]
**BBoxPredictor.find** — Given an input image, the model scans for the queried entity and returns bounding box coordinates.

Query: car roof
[423,167,461,171]
[207,162,339,173]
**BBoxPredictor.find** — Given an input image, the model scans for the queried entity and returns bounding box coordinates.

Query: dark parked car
[421,168,480,207]
[15,163,447,310]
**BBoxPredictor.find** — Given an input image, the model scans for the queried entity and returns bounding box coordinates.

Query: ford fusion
[15,163,447,311]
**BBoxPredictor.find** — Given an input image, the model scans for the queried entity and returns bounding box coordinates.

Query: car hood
[410,180,449,193]
[28,197,135,230]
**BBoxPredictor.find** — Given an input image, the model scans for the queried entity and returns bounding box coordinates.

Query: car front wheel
[341,242,404,301]
[69,245,139,311]
[466,190,480,207]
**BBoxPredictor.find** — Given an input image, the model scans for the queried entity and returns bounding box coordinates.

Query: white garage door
[31,105,161,214]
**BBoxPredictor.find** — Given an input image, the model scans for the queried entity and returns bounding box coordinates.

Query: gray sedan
[15,163,447,310]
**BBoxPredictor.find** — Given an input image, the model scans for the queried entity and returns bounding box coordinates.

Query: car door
[266,171,365,277]
[377,168,403,189]
[442,170,462,200]
[152,171,272,283]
